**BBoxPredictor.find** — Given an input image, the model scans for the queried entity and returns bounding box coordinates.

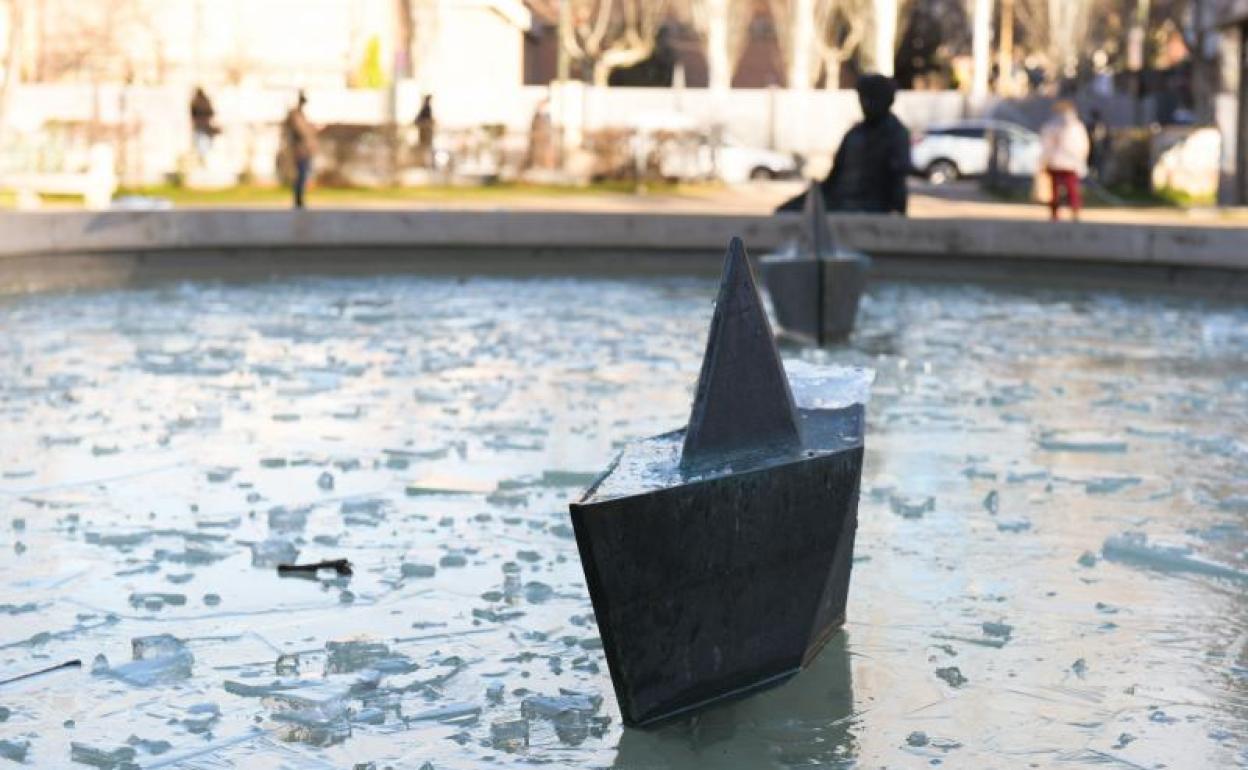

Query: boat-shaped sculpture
[569,237,869,727]
[761,182,870,345]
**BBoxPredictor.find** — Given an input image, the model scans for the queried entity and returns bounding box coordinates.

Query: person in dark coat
[1085,108,1110,182]
[282,91,318,209]
[190,87,217,158]
[778,74,911,214]
[415,95,435,168]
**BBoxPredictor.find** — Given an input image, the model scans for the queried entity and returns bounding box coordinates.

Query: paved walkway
[284,180,1248,227]
[93,179,1247,227]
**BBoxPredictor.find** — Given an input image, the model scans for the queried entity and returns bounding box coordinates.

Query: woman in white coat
[1039,101,1090,221]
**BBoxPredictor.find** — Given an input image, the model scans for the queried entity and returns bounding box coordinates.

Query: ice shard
[569,237,869,727]
[761,181,869,345]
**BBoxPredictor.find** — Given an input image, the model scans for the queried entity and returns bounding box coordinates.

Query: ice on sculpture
[568,237,870,726]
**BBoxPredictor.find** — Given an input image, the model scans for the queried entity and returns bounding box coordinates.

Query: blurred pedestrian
[190,87,217,159]
[1039,100,1090,221]
[283,91,318,209]
[415,95,435,168]
[1085,108,1110,183]
[776,74,910,214]
[526,98,556,170]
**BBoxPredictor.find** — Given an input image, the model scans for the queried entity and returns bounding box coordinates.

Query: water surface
[0,276,1245,768]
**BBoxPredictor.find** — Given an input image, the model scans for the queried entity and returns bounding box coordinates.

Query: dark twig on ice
[276,558,353,577]
[0,658,81,686]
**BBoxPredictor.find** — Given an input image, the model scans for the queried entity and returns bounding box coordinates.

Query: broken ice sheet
[1037,431,1127,453]
[1102,532,1248,583]
[996,518,1031,533]
[405,474,495,496]
[267,506,309,533]
[491,718,530,751]
[273,700,352,747]
[932,621,1012,650]
[128,592,187,611]
[406,702,481,724]
[250,538,299,567]
[935,666,968,688]
[1083,475,1142,495]
[3,272,1246,769]
[341,498,388,527]
[70,742,137,769]
[324,640,415,675]
[95,634,194,686]
[890,494,934,519]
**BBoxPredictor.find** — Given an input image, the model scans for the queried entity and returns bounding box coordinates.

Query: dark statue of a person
[779,74,911,215]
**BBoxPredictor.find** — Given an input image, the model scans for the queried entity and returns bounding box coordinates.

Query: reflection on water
[0,276,1245,768]
[613,634,854,769]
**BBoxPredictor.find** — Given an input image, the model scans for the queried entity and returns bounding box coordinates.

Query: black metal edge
[567,497,639,726]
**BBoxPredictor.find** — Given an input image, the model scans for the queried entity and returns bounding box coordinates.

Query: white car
[715,136,802,183]
[655,129,801,184]
[910,119,1040,184]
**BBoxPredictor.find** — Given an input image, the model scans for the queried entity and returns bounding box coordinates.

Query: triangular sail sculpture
[801,181,835,260]
[569,237,870,728]
[681,237,802,473]
[762,181,869,346]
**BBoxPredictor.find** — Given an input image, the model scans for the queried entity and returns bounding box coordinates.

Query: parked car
[910,119,1040,184]
[648,120,801,184]
[716,135,802,183]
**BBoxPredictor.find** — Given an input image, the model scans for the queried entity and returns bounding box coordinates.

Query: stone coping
[0,210,1243,295]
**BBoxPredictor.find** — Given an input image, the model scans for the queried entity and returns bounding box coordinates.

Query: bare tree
[685,0,754,91]
[865,0,900,75]
[997,0,1016,94]
[1048,0,1093,80]
[812,0,870,88]
[0,0,23,125]
[767,0,815,87]
[384,0,442,88]
[1163,0,1221,121]
[969,0,992,101]
[1011,0,1047,59]
[770,0,870,88]
[1013,0,1094,84]
[34,0,159,83]
[561,0,673,86]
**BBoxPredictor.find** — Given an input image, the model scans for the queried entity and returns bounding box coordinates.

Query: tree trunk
[970,0,991,103]
[1189,0,1212,123]
[789,0,815,88]
[0,0,22,130]
[706,0,732,91]
[996,0,1014,95]
[1236,23,1248,204]
[557,0,570,81]
[594,44,652,86]
[870,0,896,77]
[823,50,840,90]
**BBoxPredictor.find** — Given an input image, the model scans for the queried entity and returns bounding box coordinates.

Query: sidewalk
[103,179,1248,227]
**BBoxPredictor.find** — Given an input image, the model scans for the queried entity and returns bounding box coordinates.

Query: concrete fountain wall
[0,210,1244,295]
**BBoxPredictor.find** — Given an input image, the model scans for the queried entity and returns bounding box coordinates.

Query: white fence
[0,81,979,187]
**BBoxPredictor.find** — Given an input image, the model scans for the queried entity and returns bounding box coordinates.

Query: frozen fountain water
[0,274,1244,768]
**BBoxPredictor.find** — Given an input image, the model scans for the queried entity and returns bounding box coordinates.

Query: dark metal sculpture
[762,182,869,345]
[569,237,867,727]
